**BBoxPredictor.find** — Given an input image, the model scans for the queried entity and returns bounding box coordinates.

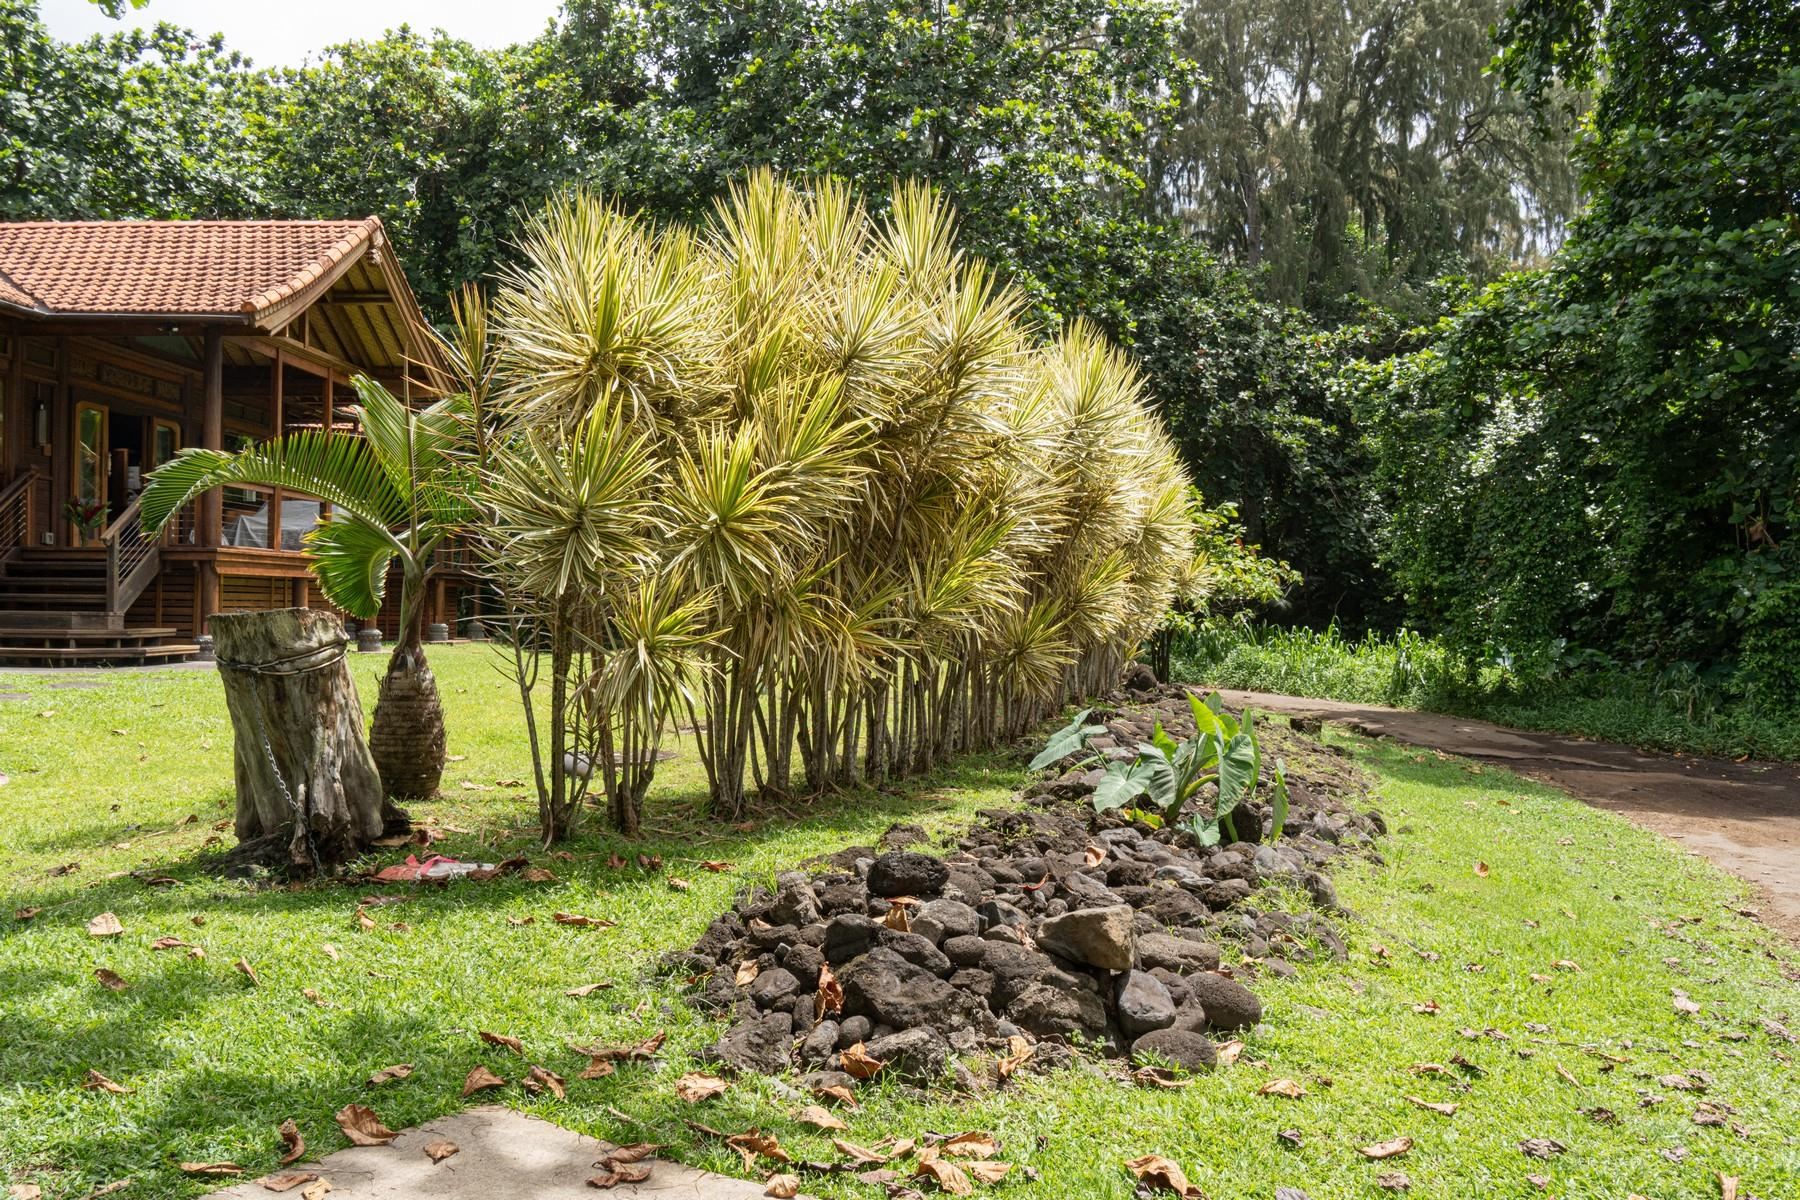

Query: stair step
[0,627,179,644]
[0,593,108,607]
[0,642,199,664]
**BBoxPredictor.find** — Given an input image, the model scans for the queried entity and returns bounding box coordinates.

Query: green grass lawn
[2,646,1796,1199]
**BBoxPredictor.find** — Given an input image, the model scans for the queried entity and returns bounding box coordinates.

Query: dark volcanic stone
[1007,980,1108,1038]
[864,1028,950,1082]
[1130,1028,1217,1072]
[800,1019,840,1065]
[770,876,823,926]
[839,947,992,1034]
[1302,870,1345,913]
[1183,971,1263,1031]
[708,1011,794,1075]
[868,851,949,899]
[819,884,867,915]
[918,898,980,941]
[836,1015,872,1047]
[977,898,1029,931]
[948,968,996,1001]
[1170,998,1209,1033]
[824,914,880,964]
[977,941,1070,1009]
[1148,888,1211,927]
[1035,904,1136,971]
[878,929,953,976]
[693,913,745,960]
[1114,970,1177,1037]
[942,935,989,968]
[780,943,825,991]
[1202,878,1254,909]
[1136,932,1221,974]
[1106,859,1156,888]
[748,966,800,1008]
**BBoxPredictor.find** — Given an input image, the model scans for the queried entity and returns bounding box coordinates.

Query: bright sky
[40,0,566,67]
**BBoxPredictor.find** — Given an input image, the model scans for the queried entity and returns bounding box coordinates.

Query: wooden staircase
[0,477,199,666]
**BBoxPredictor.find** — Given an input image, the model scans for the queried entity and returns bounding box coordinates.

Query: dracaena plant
[1033,692,1289,847]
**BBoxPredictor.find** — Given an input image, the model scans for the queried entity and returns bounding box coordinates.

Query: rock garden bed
[671,685,1385,1094]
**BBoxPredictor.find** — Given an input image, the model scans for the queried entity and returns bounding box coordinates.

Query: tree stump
[212,608,394,871]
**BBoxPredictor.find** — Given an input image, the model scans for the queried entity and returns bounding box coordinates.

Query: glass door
[72,400,108,545]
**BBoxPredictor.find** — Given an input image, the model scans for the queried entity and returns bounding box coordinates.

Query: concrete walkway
[207,1107,801,1199]
[1217,689,1800,942]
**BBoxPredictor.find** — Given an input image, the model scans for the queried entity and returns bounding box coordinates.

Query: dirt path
[1215,689,1800,943]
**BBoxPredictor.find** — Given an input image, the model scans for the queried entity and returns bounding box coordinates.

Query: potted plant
[65,495,107,546]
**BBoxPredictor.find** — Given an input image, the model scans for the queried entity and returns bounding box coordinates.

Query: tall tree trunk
[212,608,397,873]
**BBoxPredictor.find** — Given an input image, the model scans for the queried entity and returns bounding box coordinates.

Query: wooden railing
[101,493,160,615]
[0,470,37,567]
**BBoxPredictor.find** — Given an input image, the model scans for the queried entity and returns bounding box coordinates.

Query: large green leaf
[1268,758,1290,843]
[1093,749,1176,814]
[1029,708,1103,771]
[302,513,397,619]
[139,433,407,538]
[1215,730,1258,816]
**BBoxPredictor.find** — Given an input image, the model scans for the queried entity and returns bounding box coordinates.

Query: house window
[75,401,108,504]
[152,419,181,468]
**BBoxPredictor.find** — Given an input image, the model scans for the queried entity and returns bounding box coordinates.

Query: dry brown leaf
[966,1161,1011,1185]
[795,1104,846,1130]
[840,1042,885,1080]
[571,1031,666,1065]
[763,1175,799,1199]
[523,1065,567,1099]
[1673,990,1702,1015]
[814,1083,858,1108]
[1360,1137,1414,1160]
[505,916,535,927]
[180,1164,243,1176]
[8,1187,44,1200]
[882,904,911,933]
[82,1069,128,1094]
[1259,1078,1307,1099]
[1474,862,1490,878]
[149,936,188,951]
[1554,1062,1584,1088]
[1519,1138,1567,1160]
[724,1130,790,1172]
[552,912,615,928]
[1412,1000,1441,1015]
[579,1057,616,1080]
[1718,1173,1738,1200]
[815,961,844,1020]
[674,1072,728,1103]
[367,1064,412,1086]
[1552,959,1582,972]
[278,1118,305,1165]
[302,989,328,1007]
[234,958,260,986]
[255,1172,317,1193]
[913,1154,973,1197]
[86,912,124,937]
[942,1133,999,1160]
[479,1030,524,1055]
[355,909,377,931]
[93,968,127,992]
[667,877,691,892]
[1405,1095,1457,1116]
[586,1162,652,1189]
[13,907,41,922]
[565,982,612,997]
[334,1104,398,1147]
[832,1138,887,1165]
[422,1139,459,1164]
[461,1066,506,1097]
[995,1035,1033,1081]
[299,1178,331,1200]
[1214,1039,1245,1066]
[90,1183,132,1198]
[1124,1153,1205,1199]
[521,867,558,884]
[735,960,761,987]
[700,860,733,872]
[1376,1171,1411,1191]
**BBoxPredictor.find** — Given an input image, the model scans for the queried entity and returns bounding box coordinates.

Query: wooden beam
[269,351,283,554]
[247,335,361,382]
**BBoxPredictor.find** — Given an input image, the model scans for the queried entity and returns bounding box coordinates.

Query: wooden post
[211,608,396,872]
[268,351,283,551]
[198,329,223,629]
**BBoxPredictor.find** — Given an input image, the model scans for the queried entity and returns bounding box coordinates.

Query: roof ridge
[241,216,383,316]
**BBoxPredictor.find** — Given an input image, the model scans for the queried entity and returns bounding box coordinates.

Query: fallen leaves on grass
[462,1066,506,1097]
[180,1164,243,1176]
[1718,1173,1739,1200]
[571,1031,666,1067]
[1672,990,1702,1015]
[553,912,615,929]
[278,1118,305,1165]
[565,982,612,997]
[813,1083,857,1108]
[579,1058,615,1080]
[1259,1078,1306,1099]
[1474,862,1490,877]
[423,1139,459,1164]
[941,1133,999,1160]
[234,958,260,986]
[149,937,189,951]
[840,1042,885,1080]
[1360,1137,1414,1160]
[480,1030,524,1055]
[86,912,124,937]
[524,1065,567,1099]
[832,1139,887,1165]
[334,1104,398,1147]
[795,1105,846,1131]
[668,877,691,892]
[1404,1095,1457,1116]
[725,1130,791,1172]
[912,1153,973,1196]
[1519,1138,1567,1160]
[8,1187,42,1200]
[700,860,733,872]
[1376,1171,1411,1191]
[367,1064,412,1086]
[93,968,127,992]
[1124,1154,1205,1199]
[13,907,40,921]
[254,1172,317,1193]
[1411,1000,1440,1015]
[764,1175,800,1198]
[82,1070,128,1094]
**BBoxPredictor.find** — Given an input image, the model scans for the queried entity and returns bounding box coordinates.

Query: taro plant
[1034,692,1288,847]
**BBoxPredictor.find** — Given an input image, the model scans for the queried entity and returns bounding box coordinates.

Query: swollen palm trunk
[368,643,447,801]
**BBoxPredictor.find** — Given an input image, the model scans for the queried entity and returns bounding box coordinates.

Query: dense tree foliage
[1354,0,1799,698]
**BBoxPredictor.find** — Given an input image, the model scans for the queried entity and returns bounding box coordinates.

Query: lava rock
[1130,1028,1217,1072]
[1136,932,1221,974]
[918,898,980,941]
[824,914,880,964]
[708,1011,794,1075]
[1148,888,1211,927]
[748,966,800,1009]
[864,1027,950,1082]
[877,929,953,976]
[1202,878,1254,909]
[1035,904,1136,971]
[836,1015,873,1047]
[839,947,992,1034]
[868,851,949,898]
[1007,980,1108,1038]
[1183,971,1263,1031]
[780,943,825,991]
[977,898,1030,932]
[800,1019,840,1065]
[1114,970,1178,1037]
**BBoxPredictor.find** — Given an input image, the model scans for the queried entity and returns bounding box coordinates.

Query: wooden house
[0,218,479,664]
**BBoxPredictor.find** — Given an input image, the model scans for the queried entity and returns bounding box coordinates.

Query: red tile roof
[0,218,385,320]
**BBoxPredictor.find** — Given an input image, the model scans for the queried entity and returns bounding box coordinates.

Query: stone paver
[206,1106,804,1199]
